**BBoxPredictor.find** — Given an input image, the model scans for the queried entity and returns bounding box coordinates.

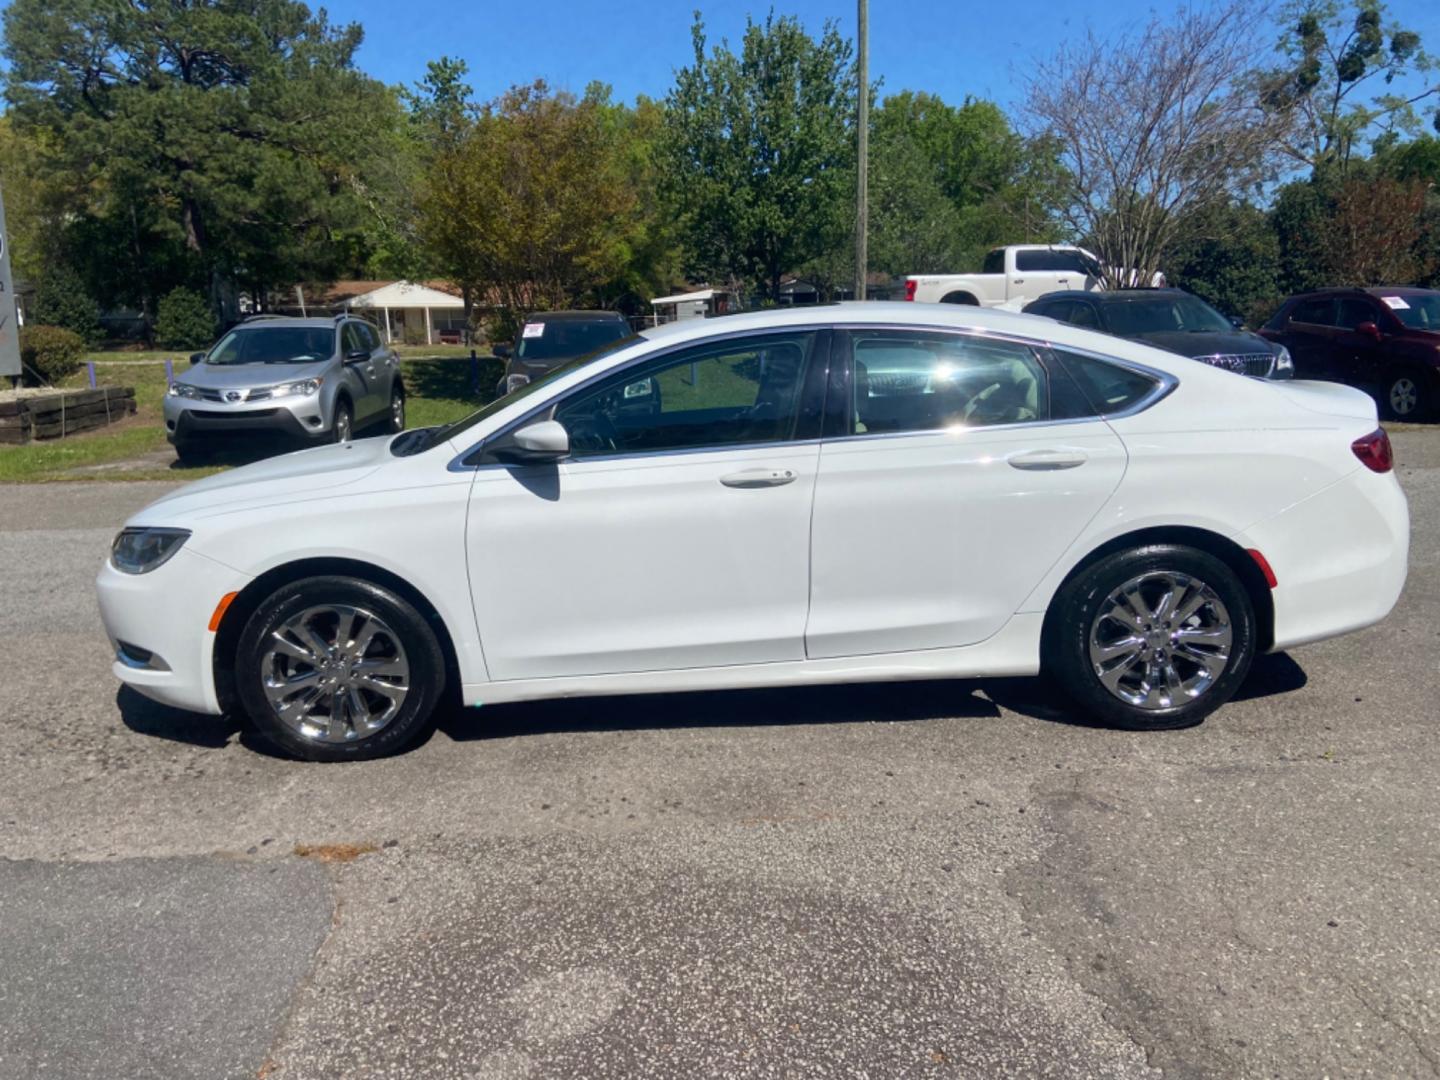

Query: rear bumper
[1241,467,1409,651]
[95,547,251,715]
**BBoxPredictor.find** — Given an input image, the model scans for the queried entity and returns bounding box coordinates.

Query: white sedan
[97,304,1409,761]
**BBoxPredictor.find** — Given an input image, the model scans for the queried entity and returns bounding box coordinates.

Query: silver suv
[164,315,405,461]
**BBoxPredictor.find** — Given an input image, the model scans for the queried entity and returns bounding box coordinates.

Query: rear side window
[1067,303,1101,330]
[1054,350,1163,416]
[982,249,1005,274]
[1016,249,1091,273]
[1290,298,1334,326]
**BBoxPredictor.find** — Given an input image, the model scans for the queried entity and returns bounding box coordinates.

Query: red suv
[1259,287,1440,420]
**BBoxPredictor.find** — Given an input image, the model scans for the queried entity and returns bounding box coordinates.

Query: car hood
[134,436,396,524]
[1130,330,1277,358]
[177,360,330,389]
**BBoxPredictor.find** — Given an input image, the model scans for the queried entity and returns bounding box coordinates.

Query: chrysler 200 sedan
[97,304,1409,761]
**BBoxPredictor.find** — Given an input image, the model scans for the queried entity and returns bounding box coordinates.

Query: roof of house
[304,280,464,307]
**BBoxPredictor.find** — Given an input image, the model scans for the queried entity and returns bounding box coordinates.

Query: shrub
[19,325,86,386]
[155,287,217,349]
[31,267,102,345]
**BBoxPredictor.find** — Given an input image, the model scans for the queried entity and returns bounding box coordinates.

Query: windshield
[401,331,644,456]
[516,319,630,361]
[1381,293,1440,331]
[1103,295,1233,336]
[207,327,336,365]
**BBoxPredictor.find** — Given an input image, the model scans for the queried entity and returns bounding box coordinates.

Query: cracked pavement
[0,430,1436,1078]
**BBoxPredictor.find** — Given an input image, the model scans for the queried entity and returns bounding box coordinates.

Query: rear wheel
[234,576,446,761]
[1045,544,1256,730]
[1381,368,1433,421]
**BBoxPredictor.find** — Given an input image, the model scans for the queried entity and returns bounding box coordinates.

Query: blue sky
[337,0,1440,115]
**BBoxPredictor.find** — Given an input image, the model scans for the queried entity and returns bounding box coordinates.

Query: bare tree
[1025,3,1293,288]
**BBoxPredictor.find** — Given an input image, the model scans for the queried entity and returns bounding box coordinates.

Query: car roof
[1288,286,1436,300]
[1029,289,1187,303]
[232,316,345,330]
[522,310,626,323]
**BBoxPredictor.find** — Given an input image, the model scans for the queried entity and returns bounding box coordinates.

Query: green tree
[661,12,856,302]
[1166,201,1283,326]
[417,81,640,318]
[31,266,103,344]
[1263,0,1438,175]
[2,0,408,324]
[155,287,218,349]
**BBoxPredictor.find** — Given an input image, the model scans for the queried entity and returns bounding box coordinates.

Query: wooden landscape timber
[0,387,137,444]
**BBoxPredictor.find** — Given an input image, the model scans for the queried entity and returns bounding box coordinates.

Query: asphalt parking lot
[1,431,1436,1080]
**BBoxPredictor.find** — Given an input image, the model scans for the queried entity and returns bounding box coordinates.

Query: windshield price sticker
[1381,296,1410,310]
[522,322,546,338]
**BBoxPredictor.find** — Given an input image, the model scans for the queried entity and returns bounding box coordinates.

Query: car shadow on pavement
[167,439,310,471]
[438,678,1003,743]
[117,687,243,749]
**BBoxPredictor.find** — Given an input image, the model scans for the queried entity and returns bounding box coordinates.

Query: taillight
[904,279,917,301]
[1351,428,1393,473]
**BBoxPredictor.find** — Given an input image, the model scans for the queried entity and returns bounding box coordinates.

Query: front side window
[206,327,336,365]
[554,332,818,457]
[1068,303,1102,330]
[1335,297,1380,330]
[846,331,1049,434]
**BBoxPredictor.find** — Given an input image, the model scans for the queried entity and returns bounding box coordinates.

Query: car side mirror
[1228,315,1245,329]
[495,419,569,464]
[188,352,204,365]
[493,343,513,360]
[1357,321,1383,342]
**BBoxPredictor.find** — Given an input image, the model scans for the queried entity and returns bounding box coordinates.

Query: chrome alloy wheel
[391,392,405,431]
[334,408,353,442]
[1389,376,1418,417]
[261,604,410,743]
[1088,571,1233,710]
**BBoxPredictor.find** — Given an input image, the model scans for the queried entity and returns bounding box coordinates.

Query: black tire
[1379,367,1434,422]
[386,384,406,434]
[173,439,205,465]
[330,398,354,443]
[234,576,446,761]
[1044,544,1256,731]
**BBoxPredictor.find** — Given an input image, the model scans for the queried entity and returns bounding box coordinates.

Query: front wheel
[1044,544,1256,730]
[330,399,354,444]
[233,576,446,761]
[387,386,406,434]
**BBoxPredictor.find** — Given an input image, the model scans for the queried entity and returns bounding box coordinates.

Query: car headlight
[1273,346,1294,379]
[271,377,323,398]
[168,382,202,400]
[111,527,191,575]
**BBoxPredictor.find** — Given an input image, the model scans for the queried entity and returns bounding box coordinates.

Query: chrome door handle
[720,467,797,488]
[1007,449,1087,471]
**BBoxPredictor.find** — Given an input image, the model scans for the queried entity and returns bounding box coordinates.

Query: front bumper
[164,396,328,444]
[96,546,252,715]
[1241,466,1409,651]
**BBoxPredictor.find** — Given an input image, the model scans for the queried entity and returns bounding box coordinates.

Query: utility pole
[854,0,869,301]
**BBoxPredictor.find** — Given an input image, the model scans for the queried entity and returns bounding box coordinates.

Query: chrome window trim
[446,324,834,472]
[445,319,1178,471]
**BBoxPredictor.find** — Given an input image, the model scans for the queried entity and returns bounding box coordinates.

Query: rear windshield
[206,327,335,365]
[517,319,630,361]
[1381,293,1440,331]
[1102,295,1232,335]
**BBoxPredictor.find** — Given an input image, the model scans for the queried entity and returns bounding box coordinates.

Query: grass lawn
[0,354,499,483]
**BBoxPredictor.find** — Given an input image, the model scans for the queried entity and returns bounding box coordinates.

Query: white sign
[1381,296,1410,310]
[522,322,545,338]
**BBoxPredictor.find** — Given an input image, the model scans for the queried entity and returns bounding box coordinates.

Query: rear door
[1280,297,1338,378]
[804,328,1129,658]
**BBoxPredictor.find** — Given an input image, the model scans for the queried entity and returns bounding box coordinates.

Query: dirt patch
[292,842,379,864]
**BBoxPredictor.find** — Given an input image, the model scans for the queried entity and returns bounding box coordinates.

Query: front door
[805,328,1129,658]
[466,330,826,681]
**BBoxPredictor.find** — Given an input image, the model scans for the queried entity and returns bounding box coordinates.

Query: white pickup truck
[904,245,1106,307]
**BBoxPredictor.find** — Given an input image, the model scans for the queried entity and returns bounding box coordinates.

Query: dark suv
[1258,287,1440,420]
[1024,289,1292,379]
[494,310,632,398]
